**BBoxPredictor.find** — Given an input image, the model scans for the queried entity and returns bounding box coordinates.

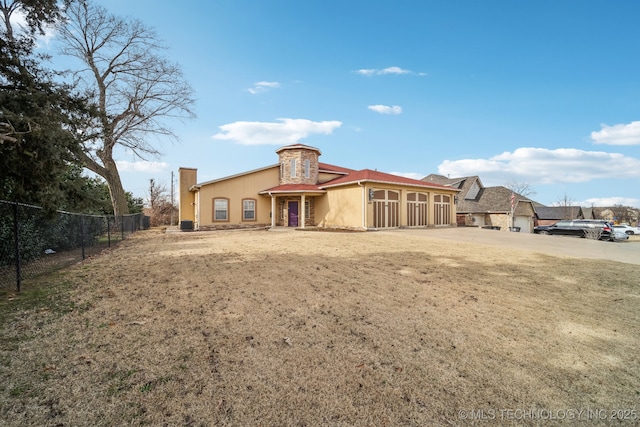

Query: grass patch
[8,382,34,398]
[0,229,638,426]
[0,277,77,319]
[106,369,139,396]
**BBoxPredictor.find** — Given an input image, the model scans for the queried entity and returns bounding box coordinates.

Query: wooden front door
[288,201,299,227]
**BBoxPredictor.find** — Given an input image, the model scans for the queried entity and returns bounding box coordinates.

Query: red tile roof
[259,183,326,194]
[318,162,355,174]
[258,168,459,194]
[320,169,458,191]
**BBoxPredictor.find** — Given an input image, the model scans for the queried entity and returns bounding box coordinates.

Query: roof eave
[194,164,279,187]
[321,179,462,191]
[258,189,327,195]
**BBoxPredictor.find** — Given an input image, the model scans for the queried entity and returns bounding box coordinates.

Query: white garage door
[514,216,532,233]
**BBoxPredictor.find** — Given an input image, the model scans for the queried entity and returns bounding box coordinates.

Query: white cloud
[379,66,410,75]
[355,66,424,76]
[368,104,402,115]
[356,69,377,77]
[590,121,640,145]
[117,160,170,173]
[438,147,640,185]
[579,197,640,208]
[212,118,342,145]
[388,171,424,180]
[9,8,56,48]
[247,81,280,94]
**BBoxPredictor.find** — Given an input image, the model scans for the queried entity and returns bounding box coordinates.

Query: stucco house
[422,174,537,232]
[179,144,459,231]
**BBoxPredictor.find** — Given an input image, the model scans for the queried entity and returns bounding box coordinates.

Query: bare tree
[504,180,536,198]
[147,178,176,227]
[57,0,195,216]
[609,204,634,224]
[148,178,167,211]
[554,193,578,219]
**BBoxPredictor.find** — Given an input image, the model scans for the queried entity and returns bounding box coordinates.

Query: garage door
[373,190,399,228]
[407,192,428,226]
[514,216,532,233]
[434,194,451,226]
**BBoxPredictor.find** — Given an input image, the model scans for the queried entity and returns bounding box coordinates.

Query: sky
[41,1,640,207]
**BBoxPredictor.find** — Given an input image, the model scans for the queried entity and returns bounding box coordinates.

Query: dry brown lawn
[1,228,639,426]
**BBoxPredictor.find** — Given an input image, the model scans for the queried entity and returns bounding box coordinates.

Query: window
[280,163,284,179]
[305,200,310,219]
[243,199,256,221]
[466,181,480,200]
[214,198,228,221]
[303,159,310,178]
[290,159,297,177]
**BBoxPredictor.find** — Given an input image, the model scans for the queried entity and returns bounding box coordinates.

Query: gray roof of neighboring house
[423,174,535,213]
[422,174,467,188]
[582,207,595,219]
[457,185,533,213]
[534,206,583,220]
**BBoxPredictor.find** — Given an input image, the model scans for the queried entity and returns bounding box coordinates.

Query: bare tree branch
[56,0,196,215]
[504,180,537,198]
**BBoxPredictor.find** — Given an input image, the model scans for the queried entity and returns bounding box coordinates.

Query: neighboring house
[534,206,584,226]
[422,175,536,232]
[581,207,596,220]
[179,144,460,231]
[594,206,640,224]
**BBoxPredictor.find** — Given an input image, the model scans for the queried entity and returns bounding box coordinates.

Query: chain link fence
[0,200,150,292]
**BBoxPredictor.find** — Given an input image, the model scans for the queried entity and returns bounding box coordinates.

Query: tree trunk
[103,159,129,216]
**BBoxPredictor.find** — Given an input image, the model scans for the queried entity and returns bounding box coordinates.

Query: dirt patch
[1,228,639,426]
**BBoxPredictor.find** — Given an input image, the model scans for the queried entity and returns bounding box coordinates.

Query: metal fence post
[0,201,149,289]
[80,215,86,260]
[13,203,21,293]
[107,216,111,247]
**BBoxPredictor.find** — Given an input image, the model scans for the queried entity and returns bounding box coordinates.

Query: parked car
[612,224,640,235]
[534,219,614,240]
[611,229,630,242]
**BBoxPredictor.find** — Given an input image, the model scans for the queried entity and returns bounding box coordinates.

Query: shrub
[583,227,603,240]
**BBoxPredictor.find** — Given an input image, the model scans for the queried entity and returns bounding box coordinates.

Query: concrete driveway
[384,227,640,266]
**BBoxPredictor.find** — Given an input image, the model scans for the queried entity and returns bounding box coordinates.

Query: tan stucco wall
[318,184,458,229]
[196,167,279,228]
[318,185,365,229]
[178,168,197,223]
